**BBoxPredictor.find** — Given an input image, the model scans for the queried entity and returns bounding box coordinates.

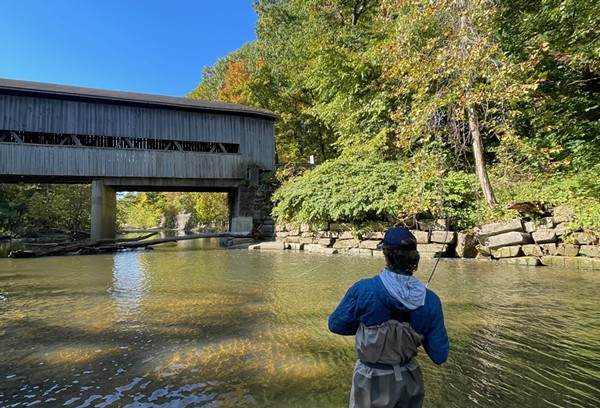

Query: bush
[441,171,478,230]
[272,157,406,224]
[477,165,600,233]
[272,157,600,236]
[272,157,480,228]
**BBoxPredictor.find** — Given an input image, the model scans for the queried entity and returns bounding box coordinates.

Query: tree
[117,192,161,229]
[253,0,387,162]
[0,184,91,234]
[0,184,33,234]
[496,0,600,170]
[192,193,229,231]
[375,0,538,208]
[187,43,262,107]
[187,0,599,230]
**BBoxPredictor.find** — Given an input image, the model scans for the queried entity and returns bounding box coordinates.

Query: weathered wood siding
[0,145,245,179]
[0,93,275,172]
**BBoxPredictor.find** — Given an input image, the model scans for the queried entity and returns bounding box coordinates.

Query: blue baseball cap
[377,227,417,250]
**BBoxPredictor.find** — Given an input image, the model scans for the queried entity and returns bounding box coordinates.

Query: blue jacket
[328,274,450,365]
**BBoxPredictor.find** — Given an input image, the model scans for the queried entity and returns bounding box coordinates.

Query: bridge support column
[91,180,117,240]
[228,186,254,232]
[227,181,276,239]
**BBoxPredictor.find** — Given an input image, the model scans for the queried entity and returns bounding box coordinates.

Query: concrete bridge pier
[229,185,255,233]
[228,175,276,239]
[91,180,117,240]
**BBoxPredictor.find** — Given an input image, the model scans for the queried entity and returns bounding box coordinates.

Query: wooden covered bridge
[0,78,277,239]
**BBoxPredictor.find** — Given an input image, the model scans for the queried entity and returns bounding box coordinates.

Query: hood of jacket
[378,268,426,310]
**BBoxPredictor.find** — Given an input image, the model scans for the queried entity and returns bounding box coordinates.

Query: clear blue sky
[0,0,258,97]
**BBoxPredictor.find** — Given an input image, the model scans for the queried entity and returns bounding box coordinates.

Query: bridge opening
[1,130,240,153]
[1,183,240,238]
[118,191,230,233]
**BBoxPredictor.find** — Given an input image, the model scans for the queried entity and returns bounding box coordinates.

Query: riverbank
[247,215,600,270]
[3,220,598,271]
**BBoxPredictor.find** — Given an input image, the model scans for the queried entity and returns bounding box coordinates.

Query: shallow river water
[0,240,598,407]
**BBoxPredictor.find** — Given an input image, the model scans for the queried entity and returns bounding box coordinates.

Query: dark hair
[382,238,420,275]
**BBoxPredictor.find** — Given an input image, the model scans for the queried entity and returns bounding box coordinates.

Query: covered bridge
[0,78,277,239]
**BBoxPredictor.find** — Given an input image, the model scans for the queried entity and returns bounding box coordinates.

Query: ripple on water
[2,373,257,408]
[0,251,598,407]
[438,292,600,408]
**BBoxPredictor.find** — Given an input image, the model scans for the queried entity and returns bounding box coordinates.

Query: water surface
[0,241,598,407]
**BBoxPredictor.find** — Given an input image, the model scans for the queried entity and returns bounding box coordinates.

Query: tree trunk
[467,105,498,208]
[7,231,253,258]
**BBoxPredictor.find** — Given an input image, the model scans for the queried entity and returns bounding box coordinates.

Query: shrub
[272,157,479,228]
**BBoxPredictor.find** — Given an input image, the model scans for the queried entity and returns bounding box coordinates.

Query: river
[0,240,598,407]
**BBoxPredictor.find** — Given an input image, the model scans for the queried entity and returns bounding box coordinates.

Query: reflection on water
[0,244,598,407]
[0,241,13,258]
[111,252,148,320]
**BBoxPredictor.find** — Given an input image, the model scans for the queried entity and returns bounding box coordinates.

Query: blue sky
[0,0,258,97]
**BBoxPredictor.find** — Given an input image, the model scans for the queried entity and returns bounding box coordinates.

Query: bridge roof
[0,78,278,121]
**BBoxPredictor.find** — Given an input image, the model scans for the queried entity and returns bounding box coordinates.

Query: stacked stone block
[251,220,461,259]
[473,216,599,270]
[246,214,599,270]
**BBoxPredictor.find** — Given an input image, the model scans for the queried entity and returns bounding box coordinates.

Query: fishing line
[425,216,449,288]
[424,139,449,288]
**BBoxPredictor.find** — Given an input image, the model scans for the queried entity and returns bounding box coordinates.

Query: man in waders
[329,227,449,408]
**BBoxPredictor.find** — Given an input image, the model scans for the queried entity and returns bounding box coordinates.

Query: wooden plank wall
[0,94,275,173]
[0,145,245,179]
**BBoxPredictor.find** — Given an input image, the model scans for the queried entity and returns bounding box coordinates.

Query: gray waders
[350,320,425,408]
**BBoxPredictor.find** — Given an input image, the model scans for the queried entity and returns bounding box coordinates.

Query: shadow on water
[0,282,279,406]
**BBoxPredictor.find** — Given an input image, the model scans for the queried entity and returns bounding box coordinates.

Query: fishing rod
[421,143,449,288]
[425,166,449,288]
[425,219,449,288]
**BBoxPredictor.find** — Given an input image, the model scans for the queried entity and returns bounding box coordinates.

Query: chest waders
[350,319,425,408]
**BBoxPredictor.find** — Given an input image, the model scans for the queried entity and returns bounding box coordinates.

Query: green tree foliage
[192,0,600,232]
[117,192,229,232]
[191,192,229,231]
[254,0,389,162]
[497,0,600,170]
[272,157,407,224]
[27,184,91,230]
[0,184,91,235]
[0,185,230,235]
[272,155,479,229]
[374,0,544,207]
[0,184,34,234]
[117,192,162,229]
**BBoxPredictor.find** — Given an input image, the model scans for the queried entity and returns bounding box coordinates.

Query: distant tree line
[0,186,228,237]
[0,184,91,236]
[116,192,228,232]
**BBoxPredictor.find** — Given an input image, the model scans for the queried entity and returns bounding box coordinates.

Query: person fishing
[329,227,449,408]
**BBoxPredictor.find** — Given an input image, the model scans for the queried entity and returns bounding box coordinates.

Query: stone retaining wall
[251,221,461,259]
[473,217,599,269]
[248,217,599,270]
